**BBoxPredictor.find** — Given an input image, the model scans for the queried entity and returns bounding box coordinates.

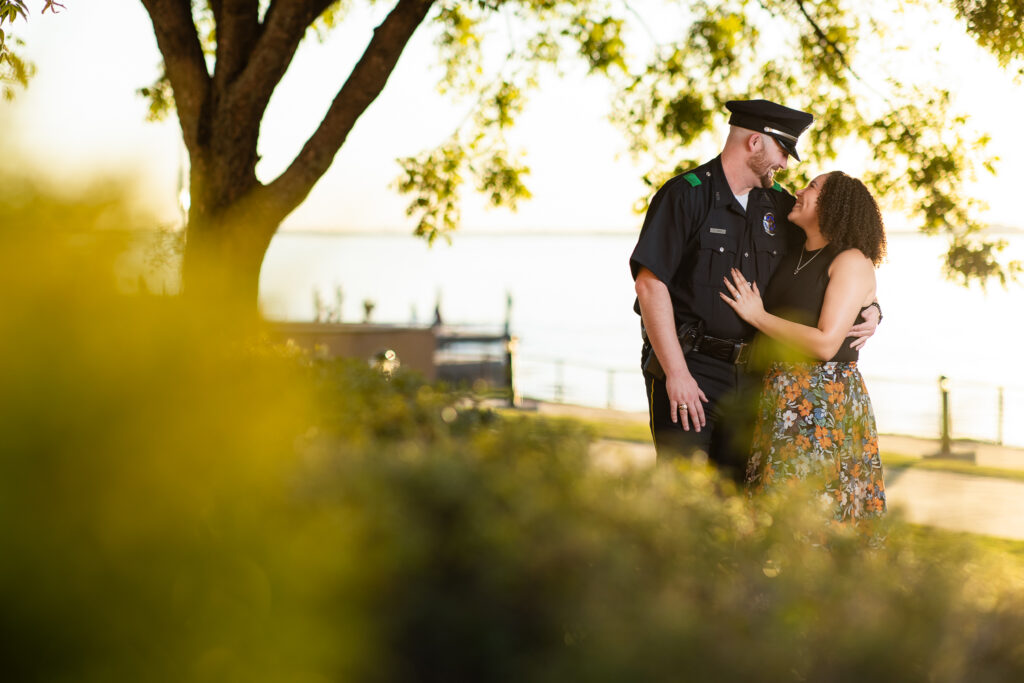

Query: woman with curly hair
[720,171,887,526]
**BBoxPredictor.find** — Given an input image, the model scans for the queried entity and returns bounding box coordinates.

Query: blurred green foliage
[0,1,62,99]
[951,0,1024,75]
[408,0,1023,286]
[4,178,1024,681]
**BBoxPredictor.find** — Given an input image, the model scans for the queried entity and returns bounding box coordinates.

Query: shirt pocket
[752,230,783,279]
[697,228,739,286]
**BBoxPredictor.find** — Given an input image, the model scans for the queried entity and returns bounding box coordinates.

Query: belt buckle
[731,342,750,365]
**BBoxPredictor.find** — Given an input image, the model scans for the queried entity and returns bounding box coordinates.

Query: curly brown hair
[816,171,886,265]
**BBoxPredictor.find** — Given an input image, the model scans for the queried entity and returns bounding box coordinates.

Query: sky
[4,0,1024,235]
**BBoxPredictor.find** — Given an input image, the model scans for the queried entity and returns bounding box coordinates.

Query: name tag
[709,228,727,235]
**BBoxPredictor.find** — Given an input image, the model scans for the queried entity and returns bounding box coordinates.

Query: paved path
[885,468,1024,540]
[530,401,1024,540]
[589,439,1024,541]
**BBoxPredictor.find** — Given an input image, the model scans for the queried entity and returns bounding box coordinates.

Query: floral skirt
[746,361,886,524]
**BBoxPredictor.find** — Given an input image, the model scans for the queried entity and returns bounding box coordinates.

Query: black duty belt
[692,334,751,365]
[641,322,751,368]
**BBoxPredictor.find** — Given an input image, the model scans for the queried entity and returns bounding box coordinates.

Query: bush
[3,179,1024,682]
[309,435,1024,683]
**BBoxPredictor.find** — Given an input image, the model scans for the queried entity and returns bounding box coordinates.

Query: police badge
[762,212,776,236]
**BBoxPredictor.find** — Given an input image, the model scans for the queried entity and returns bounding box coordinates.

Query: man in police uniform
[630,99,878,482]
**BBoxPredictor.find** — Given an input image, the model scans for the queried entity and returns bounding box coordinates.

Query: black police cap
[726,99,813,160]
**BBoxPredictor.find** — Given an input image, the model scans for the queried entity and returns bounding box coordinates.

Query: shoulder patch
[683,172,701,187]
[771,181,784,192]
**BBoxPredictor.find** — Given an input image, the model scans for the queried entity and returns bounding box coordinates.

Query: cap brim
[771,134,800,161]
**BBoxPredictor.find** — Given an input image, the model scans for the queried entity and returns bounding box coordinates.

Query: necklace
[793,245,825,275]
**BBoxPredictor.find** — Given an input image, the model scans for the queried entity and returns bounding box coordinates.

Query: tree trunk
[181,215,274,312]
[177,124,263,308]
[182,168,278,312]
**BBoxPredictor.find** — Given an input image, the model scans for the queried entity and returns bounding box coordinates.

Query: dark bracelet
[862,301,883,323]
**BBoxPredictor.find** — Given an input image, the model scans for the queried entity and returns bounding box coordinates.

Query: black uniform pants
[643,351,761,485]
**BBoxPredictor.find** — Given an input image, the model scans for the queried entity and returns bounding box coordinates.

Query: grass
[502,409,1024,572]
[512,410,1024,577]
[495,408,652,443]
[906,524,1024,568]
[880,453,1024,482]
[502,407,1024,482]
[580,417,652,443]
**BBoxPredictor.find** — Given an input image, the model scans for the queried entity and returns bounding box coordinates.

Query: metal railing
[515,354,638,411]
[514,355,1024,448]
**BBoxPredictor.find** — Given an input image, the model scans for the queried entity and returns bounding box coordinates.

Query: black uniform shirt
[630,155,800,340]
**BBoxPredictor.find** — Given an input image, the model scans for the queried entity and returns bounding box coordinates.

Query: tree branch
[139,0,211,154]
[259,0,436,225]
[213,0,260,91]
[226,0,336,126]
[792,0,858,80]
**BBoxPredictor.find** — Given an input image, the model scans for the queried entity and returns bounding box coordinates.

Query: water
[260,229,1024,447]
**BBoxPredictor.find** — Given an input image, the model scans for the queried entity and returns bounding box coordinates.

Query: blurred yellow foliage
[3,173,1024,682]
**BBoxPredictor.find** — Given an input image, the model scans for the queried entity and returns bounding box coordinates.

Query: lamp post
[939,374,951,456]
[926,374,975,462]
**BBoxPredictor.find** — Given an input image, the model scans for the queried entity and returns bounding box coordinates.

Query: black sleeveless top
[758,242,861,363]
